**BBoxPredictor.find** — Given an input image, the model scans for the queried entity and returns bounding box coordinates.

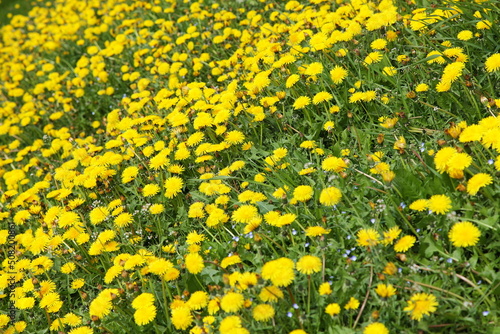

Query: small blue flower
[482,311,489,316]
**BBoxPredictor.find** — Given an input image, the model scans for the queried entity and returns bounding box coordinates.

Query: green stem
[307,275,311,317]
[287,286,303,330]
[405,278,467,301]
[353,266,373,329]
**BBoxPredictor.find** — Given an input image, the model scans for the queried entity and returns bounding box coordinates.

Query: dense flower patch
[0,0,499,333]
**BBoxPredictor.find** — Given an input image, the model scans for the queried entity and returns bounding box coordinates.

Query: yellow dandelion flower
[325,303,341,316]
[394,235,416,252]
[286,74,300,88]
[397,54,409,63]
[293,185,314,202]
[434,147,458,173]
[171,307,193,330]
[225,131,245,144]
[383,66,397,76]
[485,53,500,72]
[356,229,380,247]
[71,278,85,289]
[323,121,335,131]
[220,316,248,334]
[449,221,481,247]
[382,226,402,245]
[134,305,157,325]
[185,253,204,274]
[259,286,284,303]
[426,51,445,64]
[186,231,205,245]
[296,255,322,275]
[306,226,330,237]
[459,124,484,142]
[457,30,473,41]
[114,212,133,227]
[121,166,139,184]
[61,262,76,274]
[232,205,258,223]
[319,282,332,295]
[63,313,82,326]
[142,184,160,197]
[364,52,383,65]
[415,83,429,92]
[404,292,438,321]
[293,96,311,110]
[313,91,333,104]
[149,204,165,214]
[371,39,387,50]
[428,194,452,214]
[304,62,323,76]
[441,62,465,84]
[322,156,347,172]
[330,66,348,84]
[344,297,360,310]
[319,187,342,206]
[164,176,183,198]
[364,322,389,334]
[220,292,245,313]
[89,207,109,225]
[383,262,397,275]
[375,284,396,298]
[68,326,93,334]
[15,297,35,309]
[252,304,275,322]
[466,173,492,195]
[261,258,295,287]
[221,254,241,268]
[187,291,209,311]
[329,105,340,113]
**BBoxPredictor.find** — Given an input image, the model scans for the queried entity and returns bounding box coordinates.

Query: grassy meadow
[0,0,499,333]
